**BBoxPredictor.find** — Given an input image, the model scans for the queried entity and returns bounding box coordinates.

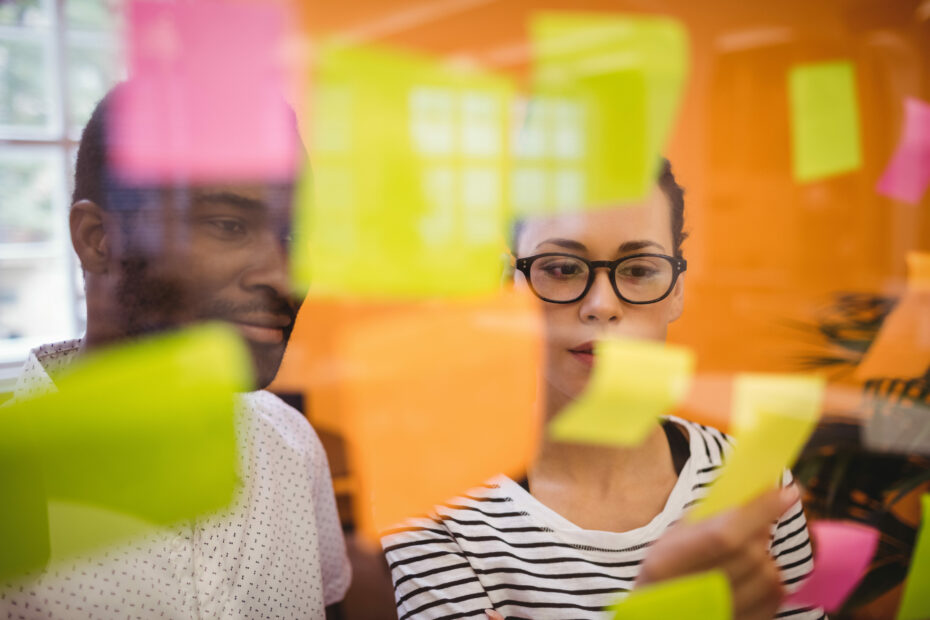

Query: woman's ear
[70,200,111,274]
[668,275,685,323]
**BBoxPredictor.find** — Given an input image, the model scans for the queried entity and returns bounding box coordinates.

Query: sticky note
[688,374,824,522]
[548,338,695,447]
[876,97,930,204]
[608,570,731,619]
[110,0,297,183]
[0,323,250,579]
[897,494,930,620]
[298,290,543,540]
[788,61,862,182]
[293,42,514,298]
[516,13,689,216]
[785,521,879,612]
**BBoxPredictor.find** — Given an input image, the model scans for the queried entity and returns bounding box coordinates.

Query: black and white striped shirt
[382,417,824,620]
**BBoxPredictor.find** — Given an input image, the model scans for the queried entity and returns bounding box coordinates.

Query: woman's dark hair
[511,157,689,258]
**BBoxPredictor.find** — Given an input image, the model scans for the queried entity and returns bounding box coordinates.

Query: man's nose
[241,232,291,297]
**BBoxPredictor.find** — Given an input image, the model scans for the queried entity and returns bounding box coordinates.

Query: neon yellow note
[608,570,731,619]
[292,42,515,298]
[688,374,825,522]
[897,494,930,620]
[515,12,689,216]
[549,338,695,447]
[0,323,251,580]
[788,61,863,182]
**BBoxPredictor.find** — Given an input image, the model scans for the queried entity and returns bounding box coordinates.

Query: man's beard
[115,257,300,388]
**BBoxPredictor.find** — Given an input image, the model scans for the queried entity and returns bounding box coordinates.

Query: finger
[730,559,784,620]
[485,610,505,620]
[715,486,799,540]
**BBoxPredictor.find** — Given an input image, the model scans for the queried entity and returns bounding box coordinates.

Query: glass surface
[67,34,123,135]
[0,0,50,28]
[0,33,57,135]
[66,0,122,31]
[0,147,65,244]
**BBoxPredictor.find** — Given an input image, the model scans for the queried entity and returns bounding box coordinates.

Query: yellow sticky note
[293,42,515,298]
[608,570,731,619]
[788,61,863,182]
[688,374,825,522]
[897,494,930,620]
[0,323,251,580]
[515,12,688,216]
[549,338,695,447]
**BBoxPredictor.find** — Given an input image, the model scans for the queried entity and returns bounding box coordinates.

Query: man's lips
[230,316,293,345]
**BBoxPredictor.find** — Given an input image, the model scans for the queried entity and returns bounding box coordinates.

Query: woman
[382,161,822,620]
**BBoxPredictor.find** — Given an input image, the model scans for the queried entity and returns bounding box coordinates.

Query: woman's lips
[234,322,285,345]
[568,348,595,367]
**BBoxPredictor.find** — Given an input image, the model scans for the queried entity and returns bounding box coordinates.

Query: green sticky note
[897,494,930,620]
[688,374,824,522]
[292,42,515,298]
[0,323,251,580]
[788,61,863,182]
[549,339,695,446]
[515,13,688,216]
[608,570,731,619]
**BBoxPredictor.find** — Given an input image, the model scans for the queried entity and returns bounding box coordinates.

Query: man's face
[109,181,301,389]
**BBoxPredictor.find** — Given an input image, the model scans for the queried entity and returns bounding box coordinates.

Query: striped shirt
[382,417,823,620]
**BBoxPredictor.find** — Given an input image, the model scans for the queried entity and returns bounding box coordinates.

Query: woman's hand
[636,485,799,620]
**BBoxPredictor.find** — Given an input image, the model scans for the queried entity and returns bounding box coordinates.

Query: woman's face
[514,186,684,406]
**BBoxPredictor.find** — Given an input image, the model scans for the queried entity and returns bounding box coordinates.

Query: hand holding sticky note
[688,374,824,522]
[0,323,251,580]
[549,338,695,447]
[785,520,879,612]
[608,570,731,620]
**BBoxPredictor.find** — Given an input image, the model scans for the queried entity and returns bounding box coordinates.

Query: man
[0,88,351,618]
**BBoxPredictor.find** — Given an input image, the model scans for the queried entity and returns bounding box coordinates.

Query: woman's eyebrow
[534,238,588,252]
[618,240,665,253]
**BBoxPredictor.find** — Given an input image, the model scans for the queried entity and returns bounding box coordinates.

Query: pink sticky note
[876,97,930,205]
[110,0,297,183]
[785,520,879,612]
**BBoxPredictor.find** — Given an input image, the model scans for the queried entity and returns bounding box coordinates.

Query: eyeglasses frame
[514,252,688,305]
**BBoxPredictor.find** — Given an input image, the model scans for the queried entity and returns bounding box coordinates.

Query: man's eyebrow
[618,239,665,253]
[192,191,267,212]
[534,238,588,252]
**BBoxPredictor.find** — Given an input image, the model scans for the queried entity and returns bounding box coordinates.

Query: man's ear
[70,200,111,274]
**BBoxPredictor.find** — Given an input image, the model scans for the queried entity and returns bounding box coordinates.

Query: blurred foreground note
[110,0,296,183]
[788,61,862,182]
[294,43,514,297]
[608,570,730,619]
[549,339,695,446]
[897,495,930,620]
[517,13,688,215]
[688,374,824,522]
[877,97,930,205]
[785,521,879,612]
[331,290,543,540]
[0,324,250,580]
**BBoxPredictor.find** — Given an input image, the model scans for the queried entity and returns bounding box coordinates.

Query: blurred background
[2,1,929,618]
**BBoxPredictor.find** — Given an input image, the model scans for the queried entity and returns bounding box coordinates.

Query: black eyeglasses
[515,252,687,305]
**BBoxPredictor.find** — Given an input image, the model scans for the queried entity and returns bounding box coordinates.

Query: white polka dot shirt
[1,340,351,619]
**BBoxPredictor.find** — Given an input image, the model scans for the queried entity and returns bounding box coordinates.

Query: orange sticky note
[324,290,544,540]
